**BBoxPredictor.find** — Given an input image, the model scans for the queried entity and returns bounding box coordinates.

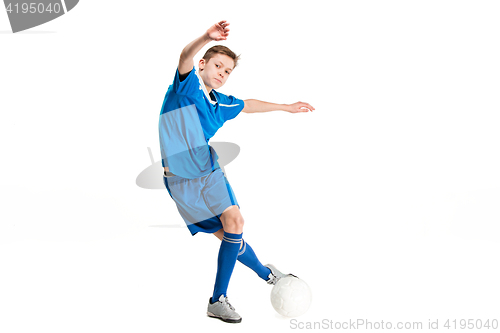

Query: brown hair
[202,45,240,69]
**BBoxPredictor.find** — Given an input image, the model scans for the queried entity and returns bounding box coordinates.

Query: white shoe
[207,295,242,323]
[265,264,297,285]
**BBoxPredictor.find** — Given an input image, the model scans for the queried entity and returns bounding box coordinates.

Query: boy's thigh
[202,168,240,218]
[222,205,238,215]
[164,175,216,224]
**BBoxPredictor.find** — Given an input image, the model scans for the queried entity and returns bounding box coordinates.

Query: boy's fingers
[292,102,314,113]
[302,103,314,111]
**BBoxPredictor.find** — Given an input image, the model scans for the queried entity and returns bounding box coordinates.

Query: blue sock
[237,239,272,281]
[211,231,243,304]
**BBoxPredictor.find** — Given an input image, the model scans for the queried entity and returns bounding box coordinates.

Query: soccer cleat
[265,264,297,285]
[207,295,242,323]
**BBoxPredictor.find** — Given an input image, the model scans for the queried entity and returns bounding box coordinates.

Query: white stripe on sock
[223,236,242,244]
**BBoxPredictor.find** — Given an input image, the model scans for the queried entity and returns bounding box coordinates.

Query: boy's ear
[198,58,206,71]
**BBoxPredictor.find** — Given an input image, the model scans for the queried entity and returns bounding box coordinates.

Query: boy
[158,21,314,323]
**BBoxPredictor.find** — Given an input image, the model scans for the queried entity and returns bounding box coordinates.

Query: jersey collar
[195,68,218,105]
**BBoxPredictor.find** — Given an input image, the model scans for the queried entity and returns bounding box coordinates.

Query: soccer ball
[270,276,312,317]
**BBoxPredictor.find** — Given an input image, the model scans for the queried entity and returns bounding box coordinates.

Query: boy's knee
[221,206,245,234]
[225,216,244,232]
[221,209,244,233]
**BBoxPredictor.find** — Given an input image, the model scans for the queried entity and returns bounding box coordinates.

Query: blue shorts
[163,168,240,236]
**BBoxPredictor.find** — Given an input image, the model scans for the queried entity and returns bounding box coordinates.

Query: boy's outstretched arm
[178,21,230,75]
[242,99,315,114]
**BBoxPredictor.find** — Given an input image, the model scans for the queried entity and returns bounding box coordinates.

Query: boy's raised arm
[178,21,230,75]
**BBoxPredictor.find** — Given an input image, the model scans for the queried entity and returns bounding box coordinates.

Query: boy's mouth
[215,78,222,84]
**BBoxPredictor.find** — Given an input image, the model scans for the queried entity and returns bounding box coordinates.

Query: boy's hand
[206,21,230,41]
[286,102,315,113]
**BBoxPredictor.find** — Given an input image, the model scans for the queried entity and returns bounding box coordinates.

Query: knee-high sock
[211,231,243,304]
[237,239,272,281]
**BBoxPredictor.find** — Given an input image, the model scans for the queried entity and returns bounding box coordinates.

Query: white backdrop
[1,1,500,332]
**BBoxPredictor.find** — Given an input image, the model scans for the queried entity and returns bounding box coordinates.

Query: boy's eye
[215,64,219,68]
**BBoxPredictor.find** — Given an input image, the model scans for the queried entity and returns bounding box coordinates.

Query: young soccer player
[158,20,314,323]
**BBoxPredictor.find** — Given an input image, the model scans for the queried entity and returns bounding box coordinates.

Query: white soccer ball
[270,275,312,317]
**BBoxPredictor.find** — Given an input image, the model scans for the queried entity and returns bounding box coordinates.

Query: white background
[1,0,500,332]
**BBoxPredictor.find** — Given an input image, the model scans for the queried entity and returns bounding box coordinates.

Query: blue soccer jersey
[159,66,244,179]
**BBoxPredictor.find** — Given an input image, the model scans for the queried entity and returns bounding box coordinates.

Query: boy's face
[198,54,235,91]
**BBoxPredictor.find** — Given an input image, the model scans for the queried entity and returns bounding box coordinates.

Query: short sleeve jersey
[158,66,244,179]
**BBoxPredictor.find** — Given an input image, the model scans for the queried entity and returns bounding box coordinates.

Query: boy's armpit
[172,66,198,96]
[179,70,191,82]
